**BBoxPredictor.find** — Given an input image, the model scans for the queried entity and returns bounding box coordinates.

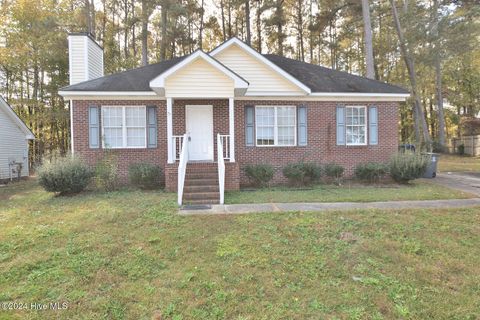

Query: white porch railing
[217,134,225,205]
[218,134,230,161]
[172,135,185,161]
[177,133,189,206]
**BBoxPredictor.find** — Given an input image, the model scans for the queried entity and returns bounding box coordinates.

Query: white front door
[186,105,214,161]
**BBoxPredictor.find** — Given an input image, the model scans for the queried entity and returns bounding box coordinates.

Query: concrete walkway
[179,198,480,215]
[428,172,480,196]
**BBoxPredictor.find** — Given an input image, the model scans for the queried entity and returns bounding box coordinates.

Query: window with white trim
[346,106,366,145]
[255,106,296,146]
[102,106,146,148]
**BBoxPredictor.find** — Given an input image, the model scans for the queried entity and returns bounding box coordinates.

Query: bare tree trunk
[361,0,375,79]
[276,0,284,56]
[296,0,305,61]
[256,1,262,52]
[141,0,148,66]
[433,0,446,146]
[220,0,226,41]
[123,0,129,58]
[90,0,96,37]
[309,0,314,62]
[160,2,168,60]
[245,0,251,45]
[390,0,431,147]
[227,1,232,38]
[199,0,205,50]
[85,0,92,34]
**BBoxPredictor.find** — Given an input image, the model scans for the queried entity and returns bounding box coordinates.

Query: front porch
[163,98,240,204]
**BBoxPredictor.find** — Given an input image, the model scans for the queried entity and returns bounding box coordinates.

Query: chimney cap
[68,32,103,50]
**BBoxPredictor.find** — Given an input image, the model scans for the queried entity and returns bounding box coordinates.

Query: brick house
[59,33,409,205]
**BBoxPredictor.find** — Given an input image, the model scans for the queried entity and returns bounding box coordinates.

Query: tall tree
[361,0,375,79]
[245,0,251,45]
[389,0,430,146]
[432,0,446,146]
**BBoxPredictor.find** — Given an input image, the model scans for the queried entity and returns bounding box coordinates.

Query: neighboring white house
[0,96,35,181]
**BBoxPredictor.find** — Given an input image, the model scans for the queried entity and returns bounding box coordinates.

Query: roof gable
[210,38,311,95]
[150,50,248,97]
[0,97,35,140]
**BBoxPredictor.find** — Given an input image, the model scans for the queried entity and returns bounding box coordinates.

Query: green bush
[389,152,429,183]
[244,164,274,187]
[95,152,119,191]
[282,162,321,186]
[354,162,389,183]
[324,163,344,180]
[458,144,465,155]
[38,156,93,195]
[128,163,162,189]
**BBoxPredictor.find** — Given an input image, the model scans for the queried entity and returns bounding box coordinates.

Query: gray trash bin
[423,153,440,178]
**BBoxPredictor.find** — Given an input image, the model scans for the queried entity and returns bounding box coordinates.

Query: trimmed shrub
[324,163,344,185]
[245,164,274,187]
[128,163,162,189]
[458,144,465,155]
[38,156,93,195]
[95,152,119,191]
[282,162,321,186]
[354,162,389,183]
[389,152,429,183]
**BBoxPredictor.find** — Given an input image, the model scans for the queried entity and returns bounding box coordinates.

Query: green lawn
[226,181,472,204]
[438,154,480,172]
[1,180,479,319]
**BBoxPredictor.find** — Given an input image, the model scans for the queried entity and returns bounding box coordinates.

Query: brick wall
[72,100,167,184]
[72,99,398,188]
[234,100,399,186]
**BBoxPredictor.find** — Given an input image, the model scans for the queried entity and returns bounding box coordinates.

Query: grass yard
[438,154,480,172]
[0,180,479,319]
[226,181,472,204]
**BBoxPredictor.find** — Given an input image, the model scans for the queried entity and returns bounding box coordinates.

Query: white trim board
[210,37,311,94]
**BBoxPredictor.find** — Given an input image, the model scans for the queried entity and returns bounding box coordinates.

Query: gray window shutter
[147,106,157,148]
[89,105,100,149]
[245,105,255,146]
[336,105,345,145]
[297,105,307,146]
[369,106,378,145]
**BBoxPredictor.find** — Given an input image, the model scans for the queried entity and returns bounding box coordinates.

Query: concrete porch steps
[183,163,219,205]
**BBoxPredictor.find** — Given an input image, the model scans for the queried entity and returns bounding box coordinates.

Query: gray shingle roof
[263,54,409,94]
[60,53,408,94]
[60,56,187,92]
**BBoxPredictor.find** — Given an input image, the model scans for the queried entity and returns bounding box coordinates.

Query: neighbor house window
[102,106,146,148]
[255,106,296,146]
[346,106,366,145]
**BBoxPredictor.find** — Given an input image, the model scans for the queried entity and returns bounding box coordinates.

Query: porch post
[229,97,235,162]
[167,97,174,164]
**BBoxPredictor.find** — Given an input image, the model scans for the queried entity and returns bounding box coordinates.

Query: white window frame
[345,105,367,146]
[255,106,297,147]
[101,105,147,149]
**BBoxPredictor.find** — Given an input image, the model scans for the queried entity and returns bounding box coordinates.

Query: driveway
[429,172,480,196]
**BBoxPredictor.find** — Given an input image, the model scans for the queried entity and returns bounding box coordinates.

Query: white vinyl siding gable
[164,58,234,98]
[0,107,29,179]
[214,44,304,96]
